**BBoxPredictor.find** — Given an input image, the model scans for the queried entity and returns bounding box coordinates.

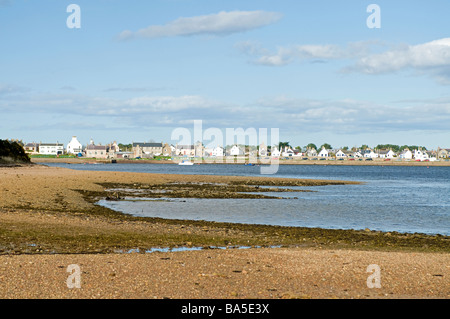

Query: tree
[305,143,317,150]
[375,144,400,152]
[118,143,132,152]
[320,143,332,150]
[278,142,290,150]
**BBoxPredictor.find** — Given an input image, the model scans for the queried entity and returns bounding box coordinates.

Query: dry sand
[0,164,448,299]
[0,247,448,299]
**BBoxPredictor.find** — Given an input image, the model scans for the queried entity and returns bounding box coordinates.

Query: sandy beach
[0,164,448,299]
[1,247,448,299]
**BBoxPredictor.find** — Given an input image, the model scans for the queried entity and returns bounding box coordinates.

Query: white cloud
[252,95,450,132]
[2,90,450,134]
[350,38,450,75]
[257,44,344,66]
[238,38,450,83]
[237,41,374,66]
[118,10,282,41]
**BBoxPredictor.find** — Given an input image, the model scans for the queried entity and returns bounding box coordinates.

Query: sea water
[42,162,450,235]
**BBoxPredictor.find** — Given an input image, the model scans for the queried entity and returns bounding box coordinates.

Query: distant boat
[178,160,194,166]
[244,163,255,166]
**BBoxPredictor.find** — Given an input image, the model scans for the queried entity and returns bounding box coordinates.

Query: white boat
[178,160,194,165]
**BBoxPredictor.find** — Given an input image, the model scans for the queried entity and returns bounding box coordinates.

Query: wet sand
[0,164,448,299]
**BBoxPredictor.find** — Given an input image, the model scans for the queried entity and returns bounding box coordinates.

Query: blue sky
[1,0,449,149]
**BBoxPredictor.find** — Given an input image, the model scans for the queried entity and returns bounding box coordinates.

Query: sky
[1,0,449,150]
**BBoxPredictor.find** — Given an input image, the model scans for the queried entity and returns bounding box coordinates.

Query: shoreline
[1,164,447,253]
[1,164,449,299]
[31,157,450,166]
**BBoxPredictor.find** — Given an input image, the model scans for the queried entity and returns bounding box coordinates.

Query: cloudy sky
[1,0,449,149]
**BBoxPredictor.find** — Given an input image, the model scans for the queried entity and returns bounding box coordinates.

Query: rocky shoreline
[0,164,448,299]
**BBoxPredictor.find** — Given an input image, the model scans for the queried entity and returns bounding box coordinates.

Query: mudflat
[0,164,448,299]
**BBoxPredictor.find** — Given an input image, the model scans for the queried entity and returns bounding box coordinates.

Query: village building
[259,142,267,157]
[353,151,363,158]
[39,143,64,155]
[162,143,172,156]
[318,147,329,157]
[306,147,317,157]
[281,146,294,157]
[228,145,245,156]
[363,149,378,158]
[106,141,120,158]
[24,142,39,154]
[437,148,450,158]
[399,149,413,159]
[194,142,205,158]
[66,136,83,155]
[414,149,429,161]
[85,144,108,159]
[115,152,133,159]
[132,142,163,158]
[211,146,224,157]
[378,149,396,159]
[335,150,347,158]
[293,149,303,157]
[270,146,281,157]
[175,145,195,157]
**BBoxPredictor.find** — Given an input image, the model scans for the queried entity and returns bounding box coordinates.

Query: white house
[271,147,281,157]
[318,147,329,157]
[212,146,224,157]
[353,151,363,158]
[281,146,294,157]
[229,145,244,156]
[386,150,396,158]
[378,149,396,159]
[39,143,64,155]
[335,150,347,158]
[399,149,413,160]
[259,142,268,157]
[66,136,83,154]
[414,149,429,161]
[363,149,378,158]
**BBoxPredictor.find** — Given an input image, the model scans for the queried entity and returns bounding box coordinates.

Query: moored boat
[178,160,194,165]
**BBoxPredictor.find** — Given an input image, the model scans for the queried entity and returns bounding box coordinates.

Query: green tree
[375,144,400,152]
[278,142,290,150]
[305,143,317,150]
[320,143,332,150]
[118,143,132,152]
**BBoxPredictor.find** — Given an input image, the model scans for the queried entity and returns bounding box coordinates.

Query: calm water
[42,162,450,235]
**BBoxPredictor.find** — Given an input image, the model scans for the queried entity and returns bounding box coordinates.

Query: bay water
[42,162,450,235]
